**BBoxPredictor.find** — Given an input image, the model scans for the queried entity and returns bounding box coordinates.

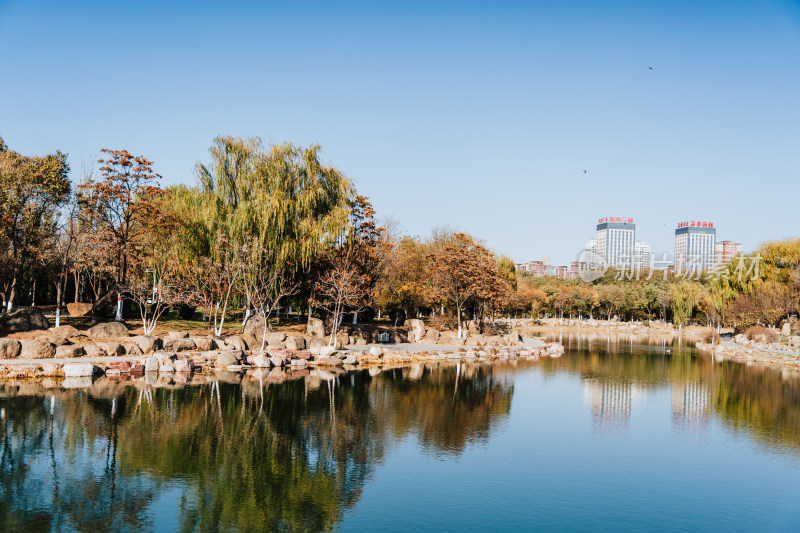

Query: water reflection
[0,363,515,532]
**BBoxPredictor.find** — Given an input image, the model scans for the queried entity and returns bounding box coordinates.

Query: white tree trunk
[115,298,123,321]
[55,307,61,328]
[352,311,358,325]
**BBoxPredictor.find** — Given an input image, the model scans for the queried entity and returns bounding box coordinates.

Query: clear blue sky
[2,0,798,265]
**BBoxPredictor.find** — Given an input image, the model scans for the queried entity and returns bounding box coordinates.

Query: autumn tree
[0,137,70,310]
[78,149,162,319]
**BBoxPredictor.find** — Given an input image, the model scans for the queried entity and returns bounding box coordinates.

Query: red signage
[677,221,714,229]
[598,217,634,224]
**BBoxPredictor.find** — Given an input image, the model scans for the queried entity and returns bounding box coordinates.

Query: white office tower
[595,217,635,268]
[634,241,651,270]
[675,221,716,273]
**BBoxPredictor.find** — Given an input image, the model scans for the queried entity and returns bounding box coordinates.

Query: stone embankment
[0,316,564,383]
[696,332,800,368]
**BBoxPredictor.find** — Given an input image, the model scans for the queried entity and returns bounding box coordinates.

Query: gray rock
[423,328,440,343]
[0,338,21,359]
[243,314,270,339]
[253,353,271,368]
[20,339,56,358]
[241,333,258,350]
[782,322,792,336]
[285,335,306,350]
[289,358,308,368]
[404,319,426,342]
[83,344,104,357]
[216,351,240,367]
[224,336,247,352]
[56,345,85,358]
[131,335,161,354]
[144,357,159,372]
[306,317,325,338]
[190,336,214,351]
[38,334,69,346]
[163,338,196,352]
[0,308,50,332]
[308,338,326,351]
[97,341,124,356]
[62,363,98,377]
[173,359,193,373]
[159,363,175,373]
[87,322,128,338]
[269,356,285,367]
[320,346,337,357]
[122,344,143,356]
[369,346,383,357]
[49,325,81,338]
[341,354,357,364]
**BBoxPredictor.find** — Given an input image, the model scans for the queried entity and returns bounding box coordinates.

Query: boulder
[423,329,440,343]
[166,331,189,340]
[97,342,124,356]
[341,354,357,365]
[241,333,258,350]
[243,315,270,339]
[159,363,175,373]
[131,335,161,354]
[336,332,349,346]
[144,357,159,372]
[320,346,337,358]
[404,319,426,342]
[216,351,241,368]
[224,336,248,352]
[19,339,56,358]
[0,338,22,358]
[307,317,325,338]
[0,309,50,332]
[107,361,131,373]
[252,353,271,368]
[782,322,792,336]
[789,336,800,348]
[49,325,81,338]
[56,345,85,358]
[289,358,308,368]
[66,302,93,317]
[122,344,143,356]
[270,356,286,367]
[163,338,196,352]
[369,346,383,357]
[308,338,327,351]
[38,335,69,346]
[528,337,547,348]
[190,336,214,351]
[173,359,193,373]
[62,363,99,377]
[88,322,129,339]
[285,335,306,350]
[83,344,104,358]
[317,356,343,366]
[90,289,120,319]
[266,332,287,346]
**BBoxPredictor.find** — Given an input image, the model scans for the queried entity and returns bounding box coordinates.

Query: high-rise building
[715,240,741,266]
[596,217,635,268]
[553,265,569,278]
[675,221,716,273]
[515,260,547,277]
[634,241,651,270]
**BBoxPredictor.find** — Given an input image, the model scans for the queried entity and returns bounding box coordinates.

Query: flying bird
[649,66,653,70]
[582,170,587,174]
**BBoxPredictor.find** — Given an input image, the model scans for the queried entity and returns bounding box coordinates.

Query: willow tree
[186,136,354,336]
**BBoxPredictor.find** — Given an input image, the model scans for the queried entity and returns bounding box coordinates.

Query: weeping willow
[170,137,355,330]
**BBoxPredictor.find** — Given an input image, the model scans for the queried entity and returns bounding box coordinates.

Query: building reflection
[582,378,647,431]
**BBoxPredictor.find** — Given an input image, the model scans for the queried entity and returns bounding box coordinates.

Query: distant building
[596,217,635,268]
[634,241,651,270]
[715,240,741,266]
[585,239,598,255]
[569,261,586,277]
[553,265,569,278]
[675,221,716,273]
[515,260,547,277]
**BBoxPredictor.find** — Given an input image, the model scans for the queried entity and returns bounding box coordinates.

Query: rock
[289,358,308,368]
[0,308,50,332]
[166,331,189,339]
[423,329,440,343]
[173,359,193,373]
[107,361,131,373]
[788,336,800,348]
[285,336,306,350]
[505,332,522,345]
[316,356,343,366]
[253,353,271,368]
[159,363,175,373]
[342,354,357,365]
[131,335,161,354]
[49,325,81,338]
[320,346,337,358]
[782,322,792,336]
[308,338,326,351]
[83,344,104,357]
[465,336,485,347]
[122,344,143,356]
[216,351,241,368]
[19,339,56,358]
[404,319,426,342]
[369,346,383,357]
[37,334,69,346]
[0,338,22,358]
[87,322,129,339]
[62,363,98,377]
[333,332,348,346]
[41,363,61,376]
[144,357,159,372]
[528,337,546,348]
[97,342,124,356]
[66,302,93,317]
[266,332,287,347]
[241,333,258,350]
[163,338,196,352]
[307,317,325,338]
[243,314,271,339]
[62,376,94,388]
[354,338,367,345]
[269,356,286,367]
[190,336,214,351]
[56,345,85,358]
[129,363,145,374]
[224,336,248,352]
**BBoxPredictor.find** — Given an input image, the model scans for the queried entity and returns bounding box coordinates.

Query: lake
[2,334,800,532]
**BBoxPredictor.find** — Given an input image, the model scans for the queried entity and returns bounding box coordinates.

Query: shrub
[744,325,779,344]
[701,330,722,344]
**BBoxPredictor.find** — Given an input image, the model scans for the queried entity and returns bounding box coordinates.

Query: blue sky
[1,0,799,265]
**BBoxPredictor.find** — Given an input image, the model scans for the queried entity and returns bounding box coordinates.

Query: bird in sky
[649,66,653,70]
[582,169,587,174]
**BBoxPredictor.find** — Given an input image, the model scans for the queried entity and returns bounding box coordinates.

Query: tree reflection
[0,362,515,532]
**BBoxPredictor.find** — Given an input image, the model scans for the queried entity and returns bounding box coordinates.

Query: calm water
[3,336,800,532]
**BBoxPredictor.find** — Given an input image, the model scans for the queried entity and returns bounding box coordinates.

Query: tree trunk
[457,305,462,338]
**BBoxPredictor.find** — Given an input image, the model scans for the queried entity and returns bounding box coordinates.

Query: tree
[313,246,369,345]
[0,138,70,310]
[78,149,162,319]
